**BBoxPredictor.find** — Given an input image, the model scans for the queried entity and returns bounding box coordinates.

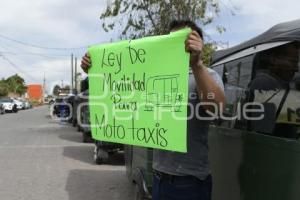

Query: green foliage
[29,99,40,107]
[64,85,70,90]
[0,79,9,97]
[52,85,61,96]
[6,74,27,95]
[52,85,71,96]
[0,74,27,96]
[202,43,218,66]
[101,0,223,39]
[100,0,228,66]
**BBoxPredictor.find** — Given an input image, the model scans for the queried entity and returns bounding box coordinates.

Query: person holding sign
[81,20,225,200]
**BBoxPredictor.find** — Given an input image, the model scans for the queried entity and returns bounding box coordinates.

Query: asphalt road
[0,106,133,200]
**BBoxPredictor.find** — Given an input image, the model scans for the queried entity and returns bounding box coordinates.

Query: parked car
[66,94,75,124]
[52,97,70,119]
[72,78,89,128]
[80,94,93,143]
[12,98,24,110]
[74,77,124,162]
[0,99,18,113]
[21,100,32,109]
[74,89,93,143]
[71,78,92,142]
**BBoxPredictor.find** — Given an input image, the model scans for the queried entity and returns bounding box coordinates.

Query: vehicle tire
[133,183,147,200]
[94,155,103,164]
[82,132,89,143]
[72,119,77,127]
[13,108,18,113]
[77,124,81,132]
[94,151,104,165]
[93,147,109,165]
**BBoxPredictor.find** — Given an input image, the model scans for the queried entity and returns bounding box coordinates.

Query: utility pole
[71,53,74,93]
[43,72,46,95]
[75,57,78,94]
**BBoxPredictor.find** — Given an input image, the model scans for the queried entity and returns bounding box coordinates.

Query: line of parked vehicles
[0,98,32,114]
[50,78,123,165]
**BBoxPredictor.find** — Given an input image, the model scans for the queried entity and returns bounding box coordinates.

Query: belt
[153,170,191,182]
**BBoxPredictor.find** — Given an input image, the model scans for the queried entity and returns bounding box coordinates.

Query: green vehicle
[125,19,300,200]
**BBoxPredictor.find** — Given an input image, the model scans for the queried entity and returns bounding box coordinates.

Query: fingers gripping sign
[81,53,91,73]
[185,30,204,68]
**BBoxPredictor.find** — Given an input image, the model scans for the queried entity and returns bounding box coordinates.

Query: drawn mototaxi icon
[145,74,182,112]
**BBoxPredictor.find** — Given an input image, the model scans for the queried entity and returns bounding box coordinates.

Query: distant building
[26,84,43,102]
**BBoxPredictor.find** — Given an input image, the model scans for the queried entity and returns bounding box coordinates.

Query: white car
[0,99,18,113]
[21,100,32,109]
[12,99,23,110]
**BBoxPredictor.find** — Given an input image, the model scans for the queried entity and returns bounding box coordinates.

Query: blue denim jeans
[152,172,212,200]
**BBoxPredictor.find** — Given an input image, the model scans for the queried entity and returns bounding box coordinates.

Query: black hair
[169,20,203,39]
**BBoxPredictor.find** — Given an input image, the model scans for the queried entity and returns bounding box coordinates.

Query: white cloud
[208,0,300,46]
[0,0,109,46]
[0,0,111,93]
[231,0,300,30]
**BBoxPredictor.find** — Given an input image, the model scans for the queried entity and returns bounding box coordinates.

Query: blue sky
[0,0,299,94]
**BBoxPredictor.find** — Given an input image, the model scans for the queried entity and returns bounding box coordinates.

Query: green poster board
[88,28,190,152]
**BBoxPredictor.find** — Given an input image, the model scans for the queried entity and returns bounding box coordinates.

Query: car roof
[0,99,11,102]
[211,19,300,65]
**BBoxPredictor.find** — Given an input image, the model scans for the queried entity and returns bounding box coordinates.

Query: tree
[0,79,8,97]
[100,0,229,65]
[52,85,61,96]
[63,85,71,91]
[5,74,27,96]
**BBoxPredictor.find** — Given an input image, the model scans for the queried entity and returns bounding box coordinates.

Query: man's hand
[185,30,204,69]
[81,53,91,73]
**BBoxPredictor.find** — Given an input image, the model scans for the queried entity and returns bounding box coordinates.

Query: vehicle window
[213,64,224,79]
[224,55,253,88]
[0,99,10,103]
[215,55,254,128]
[247,42,300,138]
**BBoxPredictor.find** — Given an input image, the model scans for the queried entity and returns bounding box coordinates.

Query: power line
[0,41,70,59]
[0,33,89,51]
[0,51,69,59]
[0,53,38,82]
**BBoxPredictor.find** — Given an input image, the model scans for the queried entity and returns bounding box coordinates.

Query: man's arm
[186,31,225,112]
